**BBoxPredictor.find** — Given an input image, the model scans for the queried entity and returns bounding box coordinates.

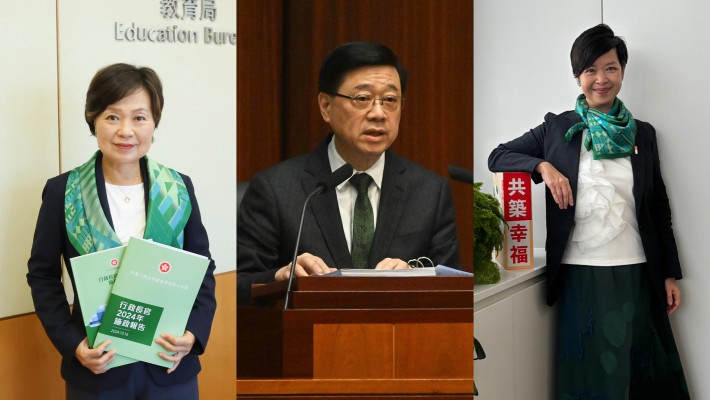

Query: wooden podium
[236,275,474,399]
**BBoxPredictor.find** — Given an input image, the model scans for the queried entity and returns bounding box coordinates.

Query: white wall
[474,0,600,246]
[2,0,235,318]
[604,1,709,397]
[475,0,706,396]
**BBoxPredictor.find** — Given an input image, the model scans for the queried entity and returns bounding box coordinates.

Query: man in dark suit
[237,42,460,303]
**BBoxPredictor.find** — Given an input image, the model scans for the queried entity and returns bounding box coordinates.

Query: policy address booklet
[74,236,209,368]
[71,245,136,369]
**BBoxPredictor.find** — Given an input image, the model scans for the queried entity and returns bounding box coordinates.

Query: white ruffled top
[561,134,647,266]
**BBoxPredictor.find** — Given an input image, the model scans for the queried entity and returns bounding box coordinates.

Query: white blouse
[561,135,647,266]
[105,183,146,245]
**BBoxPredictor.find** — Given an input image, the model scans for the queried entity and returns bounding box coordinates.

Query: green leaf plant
[473,182,506,284]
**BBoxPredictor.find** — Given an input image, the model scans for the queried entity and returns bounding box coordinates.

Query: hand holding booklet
[71,245,136,369]
[73,236,209,368]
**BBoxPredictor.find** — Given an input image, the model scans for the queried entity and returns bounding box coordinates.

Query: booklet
[94,237,209,368]
[70,245,137,369]
[327,266,472,277]
[336,267,437,277]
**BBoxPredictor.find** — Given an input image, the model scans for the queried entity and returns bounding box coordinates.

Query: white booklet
[328,265,472,277]
[337,267,436,277]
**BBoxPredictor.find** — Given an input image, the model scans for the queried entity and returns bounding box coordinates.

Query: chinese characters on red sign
[494,172,533,269]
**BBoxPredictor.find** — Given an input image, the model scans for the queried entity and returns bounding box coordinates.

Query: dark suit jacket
[26,155,217,390]
[237,136,460,303]
[488,111,682,307]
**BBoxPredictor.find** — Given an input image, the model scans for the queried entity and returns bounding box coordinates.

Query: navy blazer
[237,136,460,303]
[488,111,682,307]
[27,154,217,390]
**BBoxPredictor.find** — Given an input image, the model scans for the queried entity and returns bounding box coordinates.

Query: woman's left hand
[156,330,195,373]
[665,278,681,315]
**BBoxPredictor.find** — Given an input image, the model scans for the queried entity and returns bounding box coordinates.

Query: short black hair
[318,41,407,94]
[85,63,164,135]
[570,24,628,78]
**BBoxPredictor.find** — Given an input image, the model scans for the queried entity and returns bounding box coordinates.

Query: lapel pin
[634,145,638,155]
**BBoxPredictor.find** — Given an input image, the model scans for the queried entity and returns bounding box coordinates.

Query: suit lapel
[369,152,409,266]
[630,123,645,215]
[564,113,582,200]
[303,140,353,268]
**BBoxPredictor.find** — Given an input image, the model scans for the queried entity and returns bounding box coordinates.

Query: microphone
[448,165,473,185]
[284,163,353,309]
[316,163,355,194]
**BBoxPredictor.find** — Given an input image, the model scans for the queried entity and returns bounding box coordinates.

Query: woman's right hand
[75,337,116,374]
[535,161,574,209]
[275,252,335,281]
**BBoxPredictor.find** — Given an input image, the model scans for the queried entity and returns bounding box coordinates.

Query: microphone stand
[283,187,322,310]
[282,163,352,310]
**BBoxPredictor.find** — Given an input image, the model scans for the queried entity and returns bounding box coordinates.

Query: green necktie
[350,173,374,268]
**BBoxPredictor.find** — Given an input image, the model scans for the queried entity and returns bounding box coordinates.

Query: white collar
[327,136,385,190]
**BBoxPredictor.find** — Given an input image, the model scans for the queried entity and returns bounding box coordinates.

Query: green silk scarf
[65,151,192,255]
[564,94,637,160]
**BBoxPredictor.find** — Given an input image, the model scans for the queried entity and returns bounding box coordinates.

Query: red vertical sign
[494,172,533,269]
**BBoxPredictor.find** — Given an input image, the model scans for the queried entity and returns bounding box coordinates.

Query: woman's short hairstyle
[318,41,407,95]
[85,63,164,135]
[570,24,628,78]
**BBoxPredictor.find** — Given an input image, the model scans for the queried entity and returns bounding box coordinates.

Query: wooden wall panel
[282,0,473,162]
[0,313,63,400]
[198,271,236,399]
[237,0,284,180]
[394,323,474,378]
[313,324,394,378]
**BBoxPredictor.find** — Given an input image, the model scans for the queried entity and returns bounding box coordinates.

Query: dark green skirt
[556,264,689,400]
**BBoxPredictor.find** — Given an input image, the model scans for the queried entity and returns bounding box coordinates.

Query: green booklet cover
[70,245,137,369]
[95,237,209,368]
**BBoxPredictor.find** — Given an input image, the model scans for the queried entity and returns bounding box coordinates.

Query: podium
[236,275,474,399]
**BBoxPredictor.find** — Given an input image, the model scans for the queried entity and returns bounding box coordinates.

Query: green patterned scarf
[65,151,192,255]
[564,94,637,160]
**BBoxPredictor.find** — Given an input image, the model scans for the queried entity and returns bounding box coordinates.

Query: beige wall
[0,0,60,318]
[57,0,236,278]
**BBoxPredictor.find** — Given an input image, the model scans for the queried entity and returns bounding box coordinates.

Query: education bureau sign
[114,0,235,46]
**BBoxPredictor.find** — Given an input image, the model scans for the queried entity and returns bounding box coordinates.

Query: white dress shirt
[327,137,385,253]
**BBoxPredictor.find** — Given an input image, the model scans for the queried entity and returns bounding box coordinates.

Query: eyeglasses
[329,93,405,111]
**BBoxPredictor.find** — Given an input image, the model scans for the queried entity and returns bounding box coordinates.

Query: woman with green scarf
[488,25,689,399]
[27,63,216,399]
